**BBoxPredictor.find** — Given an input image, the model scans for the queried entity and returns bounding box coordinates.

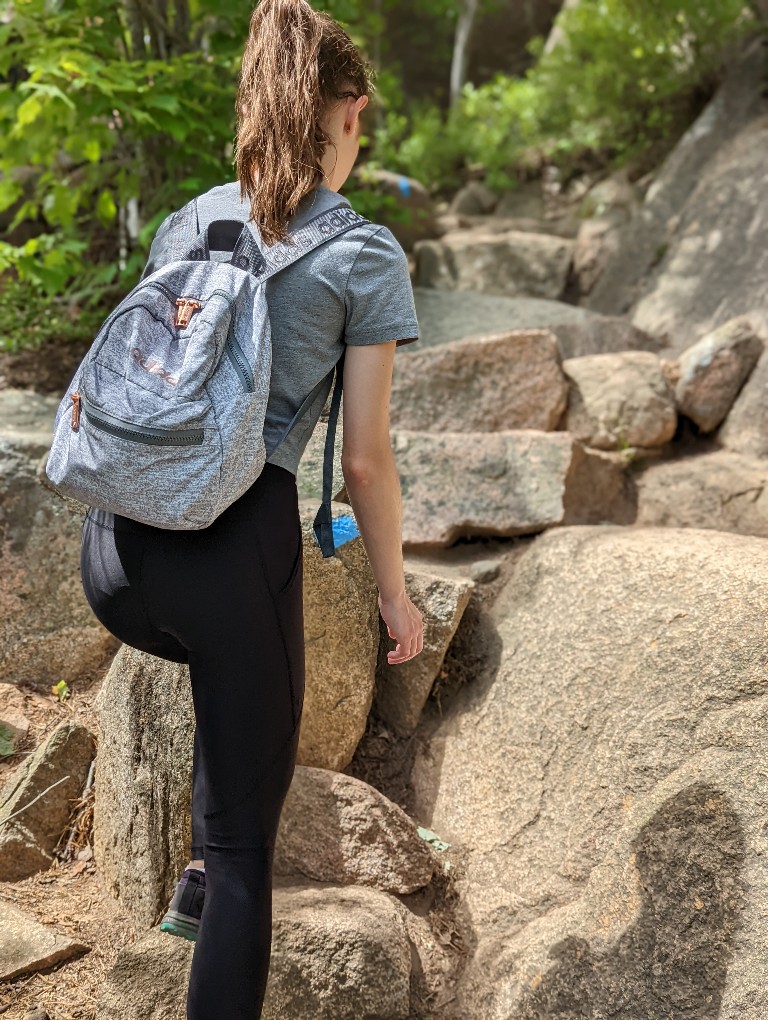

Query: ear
[344,94,369,135]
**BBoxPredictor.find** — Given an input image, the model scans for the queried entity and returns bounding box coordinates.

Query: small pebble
[468,558,502,583]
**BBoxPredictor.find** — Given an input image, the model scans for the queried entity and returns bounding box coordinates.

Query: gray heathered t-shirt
[144,181,419,477]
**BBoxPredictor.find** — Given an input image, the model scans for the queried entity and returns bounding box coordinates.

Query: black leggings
[80,463,305,1020]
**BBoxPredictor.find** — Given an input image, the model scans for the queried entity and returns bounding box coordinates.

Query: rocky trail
[1,39,767,1020]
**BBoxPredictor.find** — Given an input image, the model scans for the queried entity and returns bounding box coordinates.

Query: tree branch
[450,0,480,108]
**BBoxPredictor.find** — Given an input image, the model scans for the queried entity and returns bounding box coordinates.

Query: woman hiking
[78,0,424,1015]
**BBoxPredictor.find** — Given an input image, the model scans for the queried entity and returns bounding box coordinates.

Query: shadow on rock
[517,783,746,1020]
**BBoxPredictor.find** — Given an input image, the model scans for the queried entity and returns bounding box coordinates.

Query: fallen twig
[62,759,96,859]
[0,776,71,827]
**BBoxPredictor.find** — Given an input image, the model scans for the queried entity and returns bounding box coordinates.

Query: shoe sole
[160,909,200,942]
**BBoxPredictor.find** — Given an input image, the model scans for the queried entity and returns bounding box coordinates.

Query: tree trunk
[543,0,581,55]
[123,0,146,60]
[450,0,480,107]
[143,0,170,59]
[174,0,192,53]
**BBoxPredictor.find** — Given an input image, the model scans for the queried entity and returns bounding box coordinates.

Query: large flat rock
[631,116,768,349]
[414,229,574,301]
[390,330,568,432]
[411,526,768,1017]
[587,39,768,325]
[0,898,89,981]
[393,430,635,547]
[410,287,662,358]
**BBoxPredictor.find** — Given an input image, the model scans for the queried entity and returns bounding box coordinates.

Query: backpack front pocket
[58,389,221,529]
[81,397,205,447]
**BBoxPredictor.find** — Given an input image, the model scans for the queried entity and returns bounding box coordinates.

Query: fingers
[381,598,424,664]
[386,621,423,663]
[387,638,411,664]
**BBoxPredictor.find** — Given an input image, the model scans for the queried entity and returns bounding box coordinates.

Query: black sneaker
[160,867,205,942]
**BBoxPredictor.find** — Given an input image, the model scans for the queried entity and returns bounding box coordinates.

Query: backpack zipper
[223,332,255,392]
[143,282,255,393]
[90,281,256,395]
[80,394,204,446]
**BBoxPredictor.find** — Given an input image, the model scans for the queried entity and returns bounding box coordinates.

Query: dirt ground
[0,336,91,398]
[0,665,142,1020]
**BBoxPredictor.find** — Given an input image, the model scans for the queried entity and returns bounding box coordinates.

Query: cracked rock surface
[634,449,768,537]
[411,526,768,1018]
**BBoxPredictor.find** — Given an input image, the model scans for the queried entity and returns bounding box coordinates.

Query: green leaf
[96,189,118,224]
[83,139,101,163]
[0,724,17,758]
[19,81,76,109]
[146,94,180,113]
[129,108,159,127]
[16,95,44,127]
[0,178,23,215]
[417,826,451,852]
[7,200,39,233]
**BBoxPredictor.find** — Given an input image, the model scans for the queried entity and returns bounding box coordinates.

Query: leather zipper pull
[71,392,81,431]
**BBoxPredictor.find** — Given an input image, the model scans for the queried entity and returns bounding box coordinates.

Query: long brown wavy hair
[235,0,374,245]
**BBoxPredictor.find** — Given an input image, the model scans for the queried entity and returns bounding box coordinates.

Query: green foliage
[1,0,241,292]
[0,0,439,301]
[51,679,71,702]
[417,826,452,852]
[0,274,115,352]
[0,0,759,353]
[0,723,16,758]
[376,0,755,193]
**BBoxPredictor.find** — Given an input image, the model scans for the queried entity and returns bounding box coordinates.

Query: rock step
[394,429,635,547]
[96,882,416,1020]
[410,287,662,358]
[390,329,568,434]
[414,229,575,301]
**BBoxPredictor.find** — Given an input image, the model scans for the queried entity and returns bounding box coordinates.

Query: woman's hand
[378,590,424,664]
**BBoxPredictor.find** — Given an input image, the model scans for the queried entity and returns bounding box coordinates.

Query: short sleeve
[344,226,419,347]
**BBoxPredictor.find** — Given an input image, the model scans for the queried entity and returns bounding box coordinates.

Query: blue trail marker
[331,514,360,548]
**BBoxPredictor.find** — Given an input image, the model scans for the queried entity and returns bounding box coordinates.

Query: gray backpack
[45,199,368,557]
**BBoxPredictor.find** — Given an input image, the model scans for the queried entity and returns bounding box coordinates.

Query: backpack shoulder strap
[140,199,199,280]
[188,200,369,285]
[192,189,366,560]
